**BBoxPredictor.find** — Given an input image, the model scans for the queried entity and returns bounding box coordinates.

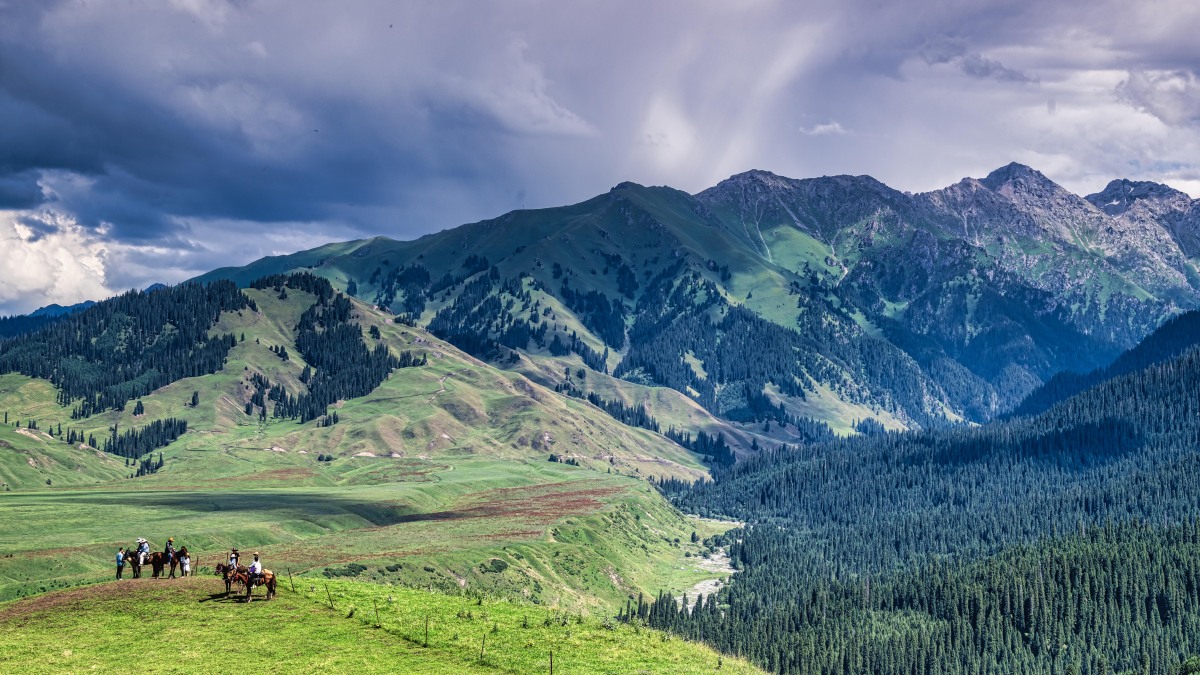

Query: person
[136,538,150,565]
[179,548,191,577]
[229,548,240,568]
[163,537,176,562]
[116,547,125,580]
[247,553,263,587]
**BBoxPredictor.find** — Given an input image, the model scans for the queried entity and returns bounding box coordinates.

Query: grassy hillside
[0,287,727,609]
[1,287,708,486]
[0,577,764,674]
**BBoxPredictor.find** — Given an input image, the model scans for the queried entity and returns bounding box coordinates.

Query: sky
[2,0,1199,315]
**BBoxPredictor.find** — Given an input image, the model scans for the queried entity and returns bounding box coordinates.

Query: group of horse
[123,546,189,580]
[122,544,276,602]
[214,562,277,602]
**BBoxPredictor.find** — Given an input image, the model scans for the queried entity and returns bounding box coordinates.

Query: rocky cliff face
[695,164,1200,420]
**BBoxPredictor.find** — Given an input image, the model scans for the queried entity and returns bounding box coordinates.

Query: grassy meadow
[0,576,763,674]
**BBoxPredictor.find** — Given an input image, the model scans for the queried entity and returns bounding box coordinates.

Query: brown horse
[147,551,171,579]
[214,563,246,595]
[126,546,143,579]
[231,568,276,602]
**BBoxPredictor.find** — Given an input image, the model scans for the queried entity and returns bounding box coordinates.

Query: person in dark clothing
[116,548,126,580]
[164,537,176,560]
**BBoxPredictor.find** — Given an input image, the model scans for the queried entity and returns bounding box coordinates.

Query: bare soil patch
[0,577,209,623]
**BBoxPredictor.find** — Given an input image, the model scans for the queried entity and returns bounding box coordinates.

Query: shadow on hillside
[58,491,461,528]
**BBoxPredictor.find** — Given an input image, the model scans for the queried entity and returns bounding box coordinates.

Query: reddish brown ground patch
[459,480,628,522]
[200,467,320,484]
[0,577,210,623]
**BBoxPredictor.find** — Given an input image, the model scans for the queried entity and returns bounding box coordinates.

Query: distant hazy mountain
[193,164,1200,435]
[28,300,96,318]
[0,300,97,339]
[1011,309,1200,417]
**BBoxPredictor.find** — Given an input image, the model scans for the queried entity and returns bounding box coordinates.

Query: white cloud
[171,80,310,159]
[0,210,113,315]
[799,122,847,136]
[637,95,698,171]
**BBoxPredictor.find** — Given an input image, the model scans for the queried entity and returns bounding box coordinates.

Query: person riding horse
[247,553,263,587]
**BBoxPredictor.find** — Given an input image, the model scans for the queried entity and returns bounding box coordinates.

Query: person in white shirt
[248,553,263,586]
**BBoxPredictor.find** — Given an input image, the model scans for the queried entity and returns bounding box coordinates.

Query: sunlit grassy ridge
[0,577,763,674]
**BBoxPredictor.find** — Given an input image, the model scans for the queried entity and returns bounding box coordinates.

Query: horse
[231,568,276,602]
[214,563,247,595]
[147,551,170,579]
[125,546,143,579]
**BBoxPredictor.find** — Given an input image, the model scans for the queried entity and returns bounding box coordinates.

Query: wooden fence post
[287,567,296,593]
[480,633,486,661]
[550,649,554,674]
[325,583,335,610]
[373,598,380,627]
[424,615,430,647]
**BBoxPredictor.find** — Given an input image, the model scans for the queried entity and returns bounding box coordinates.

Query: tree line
[647,343,1200,673]
[248,273,426,423]
[0,282,251,418]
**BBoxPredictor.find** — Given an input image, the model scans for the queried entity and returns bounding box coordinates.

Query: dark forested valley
[648,332,1200,673]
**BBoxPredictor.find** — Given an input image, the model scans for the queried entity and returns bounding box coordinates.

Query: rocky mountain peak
[979,163,1063,199]
[609,180,647,193]
[1085,178,1189,216]
[710,169,793,192]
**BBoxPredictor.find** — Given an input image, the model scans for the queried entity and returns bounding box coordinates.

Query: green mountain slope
[1011,308,1200,416]
[193,164,1200,438]
[0,275,722,610]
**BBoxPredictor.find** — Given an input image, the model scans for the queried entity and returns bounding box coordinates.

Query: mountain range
[194,162,1200,441]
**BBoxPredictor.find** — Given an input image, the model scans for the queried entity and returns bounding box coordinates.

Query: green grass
[0,577,763,674]
[0,459,728,606]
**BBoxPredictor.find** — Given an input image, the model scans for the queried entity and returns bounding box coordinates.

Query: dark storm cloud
[1,0,1199,315]
[0,170,42,209]
[1117,70,1200,128]
[919,37,1037,83]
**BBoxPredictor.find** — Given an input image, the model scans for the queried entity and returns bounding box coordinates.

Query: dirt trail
[15,428,52,442]
[426,368,470,404]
